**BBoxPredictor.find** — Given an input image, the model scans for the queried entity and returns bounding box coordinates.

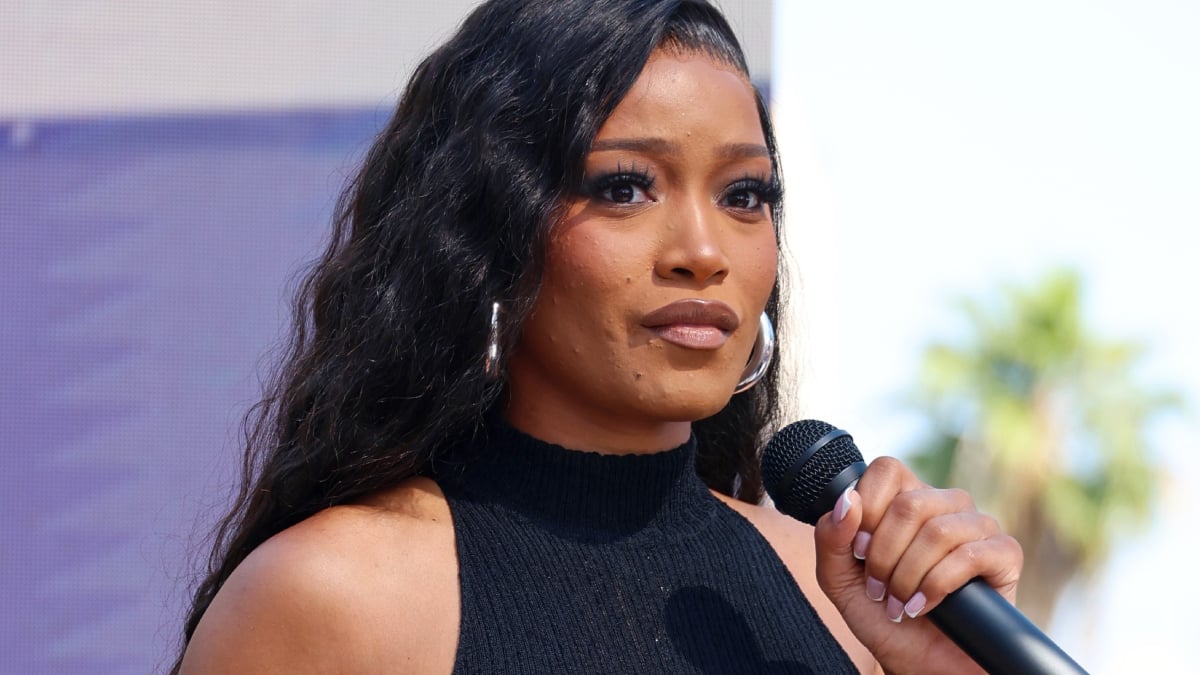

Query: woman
[175,1,1022,673]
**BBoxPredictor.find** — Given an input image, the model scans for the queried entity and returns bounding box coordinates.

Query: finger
[811,487,866,609]
[901,535,1024,620]
[885,510,1000,605]
[854,456,927,534]
[861,487,976,596]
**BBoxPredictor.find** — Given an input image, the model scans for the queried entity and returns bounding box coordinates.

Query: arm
[179,479,460,674]
[179,531,359,674]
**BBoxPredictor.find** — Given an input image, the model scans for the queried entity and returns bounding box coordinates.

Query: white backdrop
[775,2,1200,671]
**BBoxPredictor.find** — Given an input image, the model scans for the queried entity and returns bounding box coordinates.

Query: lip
[641,299,740,350]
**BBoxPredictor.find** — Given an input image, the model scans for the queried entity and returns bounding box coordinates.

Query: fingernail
[833,487,853,523]
[887,595,904,623]
[865,576,886,602]
[852,531,871,560]
[905,592,926,618]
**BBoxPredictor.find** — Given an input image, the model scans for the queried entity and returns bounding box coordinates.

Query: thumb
[813,487,866,608]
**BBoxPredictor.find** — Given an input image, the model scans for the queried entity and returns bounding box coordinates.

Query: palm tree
[907,269,1178,628]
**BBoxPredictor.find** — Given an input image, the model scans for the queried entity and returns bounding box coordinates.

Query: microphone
[762,420,1089,675]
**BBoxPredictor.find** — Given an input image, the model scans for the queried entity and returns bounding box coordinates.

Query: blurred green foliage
[908,269,1180,627]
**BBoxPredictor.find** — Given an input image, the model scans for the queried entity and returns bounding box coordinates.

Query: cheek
[544,229,644,304]
[536,231,642,344]
[742,232,779,301]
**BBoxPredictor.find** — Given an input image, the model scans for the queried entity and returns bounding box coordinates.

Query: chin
[641,383,736,423]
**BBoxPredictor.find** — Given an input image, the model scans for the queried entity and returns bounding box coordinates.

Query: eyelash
[583,165,657,204]
[582,169,783,210]
[723,175,783,210]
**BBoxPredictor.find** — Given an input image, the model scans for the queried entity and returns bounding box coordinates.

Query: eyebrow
[590,137,769,160]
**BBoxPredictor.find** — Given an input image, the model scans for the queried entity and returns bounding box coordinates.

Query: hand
[812,457,1023,675]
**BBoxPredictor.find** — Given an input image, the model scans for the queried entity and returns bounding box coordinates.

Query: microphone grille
[762,420,864,524]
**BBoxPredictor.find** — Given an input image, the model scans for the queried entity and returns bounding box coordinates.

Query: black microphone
[762,420,1089,675]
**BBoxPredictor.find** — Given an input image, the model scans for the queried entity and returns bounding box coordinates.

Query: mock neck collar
[439,422,717,543]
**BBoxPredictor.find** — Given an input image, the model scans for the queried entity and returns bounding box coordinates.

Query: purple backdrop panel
[0,108,384,674]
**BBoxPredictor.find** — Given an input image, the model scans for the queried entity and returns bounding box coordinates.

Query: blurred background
[776,2,1198,670]
[1,1,1194,672]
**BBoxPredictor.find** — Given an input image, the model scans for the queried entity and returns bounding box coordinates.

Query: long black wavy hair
[174,0,784,668]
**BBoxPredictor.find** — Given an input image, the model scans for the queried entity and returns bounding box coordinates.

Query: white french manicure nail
[833,487,853,523]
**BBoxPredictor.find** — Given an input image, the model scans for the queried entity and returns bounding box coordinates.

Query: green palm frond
[906,268,1180,626]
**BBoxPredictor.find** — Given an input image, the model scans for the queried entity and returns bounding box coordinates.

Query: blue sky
[773,1,1200,670]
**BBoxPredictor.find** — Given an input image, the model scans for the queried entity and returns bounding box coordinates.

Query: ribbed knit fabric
[436,424,858,674]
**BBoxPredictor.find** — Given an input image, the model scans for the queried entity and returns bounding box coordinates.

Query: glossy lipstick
[641,299,740,350]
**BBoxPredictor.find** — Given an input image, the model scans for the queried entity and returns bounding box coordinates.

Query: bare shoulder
[711,491,818,584]
[180,477,459,675]
[711,491,877,674]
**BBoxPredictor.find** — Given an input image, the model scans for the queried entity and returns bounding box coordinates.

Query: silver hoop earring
[733,312,774,394]
[484,301,501,379]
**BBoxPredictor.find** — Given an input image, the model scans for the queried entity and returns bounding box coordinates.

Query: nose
[653,198,730,286]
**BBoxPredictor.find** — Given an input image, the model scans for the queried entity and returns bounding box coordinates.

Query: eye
[602,180,649,204]
[584,168,656,205]
[725,188,762,210]
[722,176,782,212]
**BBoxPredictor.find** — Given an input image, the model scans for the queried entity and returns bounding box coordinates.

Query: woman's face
[506,49,779,452]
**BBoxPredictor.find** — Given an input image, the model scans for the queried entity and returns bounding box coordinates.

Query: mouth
[640,299,740,350]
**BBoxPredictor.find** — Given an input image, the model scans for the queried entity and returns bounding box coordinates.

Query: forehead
[596,50,764,144]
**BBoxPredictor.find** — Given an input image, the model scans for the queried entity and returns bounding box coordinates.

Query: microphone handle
[929,578,1089,675]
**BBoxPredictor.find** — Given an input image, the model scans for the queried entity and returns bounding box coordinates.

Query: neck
[438,421,713,541]
[504,406,691,455]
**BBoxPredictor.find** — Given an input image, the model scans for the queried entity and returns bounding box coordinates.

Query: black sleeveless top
[436,424,857,674]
